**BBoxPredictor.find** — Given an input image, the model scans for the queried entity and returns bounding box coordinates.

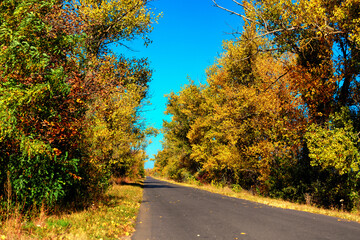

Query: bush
[6,153,80,209]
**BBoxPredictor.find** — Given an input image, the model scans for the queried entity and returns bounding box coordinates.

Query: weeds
[0,180,143,239]
[6,171,11,217]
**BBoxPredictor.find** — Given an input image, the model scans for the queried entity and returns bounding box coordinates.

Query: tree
[156,0,360,209]
[204,0,360,208]
[156,23,305,194]
[212,0,360,116]
[0,0,84,207]
[305,107,360,209]
[155,82,205,180]
[0,0,158,208]
[73,0,155,57]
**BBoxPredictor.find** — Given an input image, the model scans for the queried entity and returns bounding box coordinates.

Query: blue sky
[116,0,244,168]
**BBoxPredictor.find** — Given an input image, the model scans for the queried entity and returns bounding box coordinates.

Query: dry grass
[153,176,360,223]
[0,181,143,240]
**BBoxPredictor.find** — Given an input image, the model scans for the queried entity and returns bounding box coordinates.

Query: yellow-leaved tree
[157,0,360,210]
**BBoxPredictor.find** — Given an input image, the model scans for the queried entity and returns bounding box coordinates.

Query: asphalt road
[132,176,360,240]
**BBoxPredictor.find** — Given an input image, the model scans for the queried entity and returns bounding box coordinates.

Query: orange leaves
[53,148,62,156]
[288,62,337,123]
[68,171,82,181]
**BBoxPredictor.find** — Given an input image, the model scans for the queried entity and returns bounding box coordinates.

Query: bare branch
[262,69,291,93]
[212,0,345,46]
[212,0,255,23]
[232,0,251,11]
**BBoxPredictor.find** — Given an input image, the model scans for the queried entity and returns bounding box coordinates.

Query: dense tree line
[155,0,360,211]
[0,0,158,210]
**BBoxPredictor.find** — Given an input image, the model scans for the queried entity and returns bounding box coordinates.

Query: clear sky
[116,0,244,169]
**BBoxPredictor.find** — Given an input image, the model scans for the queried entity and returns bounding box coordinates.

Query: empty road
[132,177,360,240]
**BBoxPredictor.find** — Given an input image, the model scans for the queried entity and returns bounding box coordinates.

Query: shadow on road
[120,179,178,189]
[120,182,143,188]
[144,184,177,189]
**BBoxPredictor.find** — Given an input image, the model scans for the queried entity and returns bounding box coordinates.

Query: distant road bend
[132,176,360,240]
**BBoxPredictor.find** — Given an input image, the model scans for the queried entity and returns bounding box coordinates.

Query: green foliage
[8,153,80,208]
[84,82,155,181]
[0,0,81,207]
[306,108,360,175]
[305,108,360,209]
[0,0,158,210]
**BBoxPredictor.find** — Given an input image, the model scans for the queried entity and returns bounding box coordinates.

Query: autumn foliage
[0,0,158,209]
[155,0,360,211]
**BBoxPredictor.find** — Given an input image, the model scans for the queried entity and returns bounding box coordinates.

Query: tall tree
[0,0,159,208]
[156,0,360,209]
[212,0,360,115]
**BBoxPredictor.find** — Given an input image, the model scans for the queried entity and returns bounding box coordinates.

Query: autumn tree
[156,23,305,193]
[210,0,360,209]
[0,0,158,208]
[0,0,84,207]
[155,82,205,180]
[74,0,159,192]
[156,0,359,210]
[213,0,359,117]
[305,107,360,208]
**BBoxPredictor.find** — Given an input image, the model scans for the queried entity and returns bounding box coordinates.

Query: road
[132,176,360,240]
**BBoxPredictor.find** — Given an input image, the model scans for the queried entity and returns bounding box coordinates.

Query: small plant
[5,171,11,217]
[183,174,201,186]
[304,193,312,205]
[210,180,224,189]
[232,184,242,193]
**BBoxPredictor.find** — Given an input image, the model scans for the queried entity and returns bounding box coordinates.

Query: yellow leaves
[83,81,150,178]
[78,0,121,21]
[302,0,326,18]
[53,148,62,156]
[20,136,51,158]
[305,108,360,175]
[331,0,360,46]
[157,22,309,186]
[75,0,160,51]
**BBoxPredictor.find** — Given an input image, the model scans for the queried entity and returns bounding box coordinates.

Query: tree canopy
[0,0,159,209]
[155,0,360,210]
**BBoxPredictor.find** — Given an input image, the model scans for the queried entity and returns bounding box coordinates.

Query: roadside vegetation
[0,178,143,239]
[0,0,157,238]
[154,0,360,213]
[2,0,360,237]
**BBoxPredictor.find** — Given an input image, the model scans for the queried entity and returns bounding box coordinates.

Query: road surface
[132,176,360,240]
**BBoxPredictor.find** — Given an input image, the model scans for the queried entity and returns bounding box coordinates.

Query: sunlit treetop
[71,0,161,56]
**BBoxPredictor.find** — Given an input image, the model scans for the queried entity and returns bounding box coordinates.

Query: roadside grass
[153,176,360,224]
[0,180,143,240]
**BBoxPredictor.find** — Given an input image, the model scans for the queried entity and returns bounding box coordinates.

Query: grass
[0,181,143,240]
[153,176,360,223]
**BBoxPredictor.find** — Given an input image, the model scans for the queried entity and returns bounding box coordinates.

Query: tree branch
[212,0,255,23]
[262,69,292,93]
